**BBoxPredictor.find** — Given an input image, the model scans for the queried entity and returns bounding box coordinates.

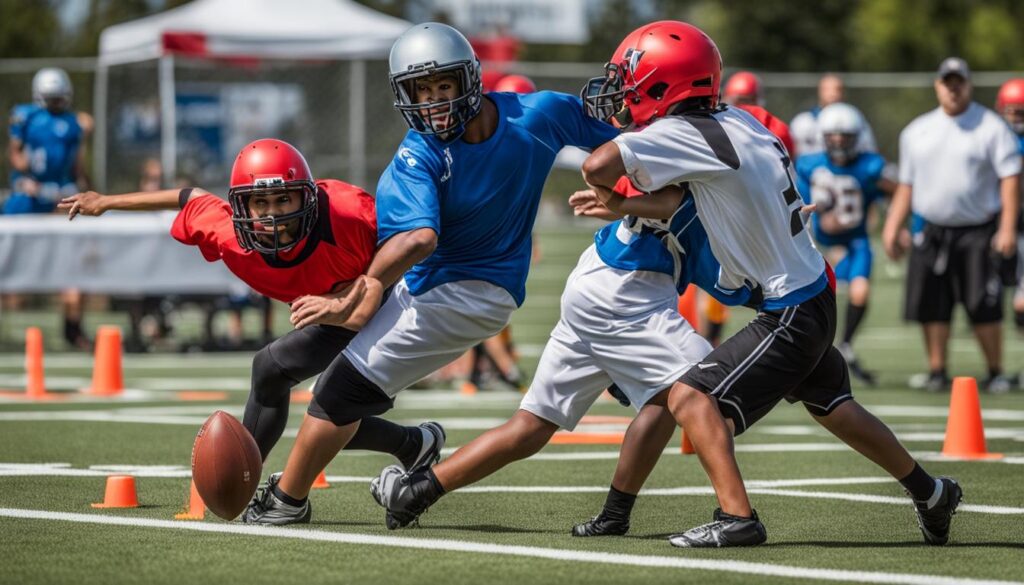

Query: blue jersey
[595,195,752,307]
[795,151,885,246]
[376,91,618,305]
[9,104,82,195]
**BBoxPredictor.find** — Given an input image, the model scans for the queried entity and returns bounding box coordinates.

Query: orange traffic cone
[311,469,330,489]
[460,381,478,396]
[678,285,699,328]
[24,327,48,399]
[941,377,1003,460]
[91,475,139,508]
[174,480,205,520]
[680,430,695,455]
[88,326,123,396]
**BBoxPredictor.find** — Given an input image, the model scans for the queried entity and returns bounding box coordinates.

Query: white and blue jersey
[795,151,886,246]
[595,195,753,306]
[6,103,82,214]
[376,91,618,305]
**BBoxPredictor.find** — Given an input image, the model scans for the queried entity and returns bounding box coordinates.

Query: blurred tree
[0,0,61,58]
[68,0,153,56]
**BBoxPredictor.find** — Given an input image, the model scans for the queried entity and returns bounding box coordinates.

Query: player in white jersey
[579,21,961,548]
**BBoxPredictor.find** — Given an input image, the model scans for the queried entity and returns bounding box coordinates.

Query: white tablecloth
[0,212,246,295]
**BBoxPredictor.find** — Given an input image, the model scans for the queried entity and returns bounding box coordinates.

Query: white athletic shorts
[343,278,516,396]
[520,245,712,430]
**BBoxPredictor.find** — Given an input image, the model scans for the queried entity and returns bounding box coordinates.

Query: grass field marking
[0,507,1018,585]
[749,488,1024,515]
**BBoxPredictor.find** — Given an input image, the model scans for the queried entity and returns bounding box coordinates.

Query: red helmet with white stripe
[582,21,722,128]
[228,139,318,255]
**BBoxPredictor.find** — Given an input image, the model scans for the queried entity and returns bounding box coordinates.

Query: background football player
[7,68,93,348]
[795,102,896,384]
[995,78,1024,335]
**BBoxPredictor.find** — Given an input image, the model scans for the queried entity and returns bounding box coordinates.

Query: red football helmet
[493,74,537,94]
[997,78,1024,134]
[228,139,318,255]
[582,21,722,128]
[723,71,762,106]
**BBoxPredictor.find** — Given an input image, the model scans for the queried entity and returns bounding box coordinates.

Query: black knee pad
[250,346,298,406]
[308,354,393,426]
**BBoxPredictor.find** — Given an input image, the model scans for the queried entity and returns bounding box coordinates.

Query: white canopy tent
[95,0,410,189]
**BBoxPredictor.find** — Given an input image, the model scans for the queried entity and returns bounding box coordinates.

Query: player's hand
[798,203,817,225]
[992,226,1016,258]
[15,177,40,196]
[569,189,622,220]
[882,224,905,261]
[59,191,107,220]
[290,279,365,329]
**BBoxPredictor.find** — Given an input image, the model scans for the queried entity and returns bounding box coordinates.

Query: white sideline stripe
[748,489,1024,515]
[0,508,1017,585]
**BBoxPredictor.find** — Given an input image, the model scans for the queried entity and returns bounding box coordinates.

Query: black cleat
[402,421,446,474]
[370,465,442,529]
[572,512,630,537]
[839,343,877,386]
[913,477,962,545]
[668,509,766,548]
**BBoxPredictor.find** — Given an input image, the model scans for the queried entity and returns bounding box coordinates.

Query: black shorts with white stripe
[678,287,852,435]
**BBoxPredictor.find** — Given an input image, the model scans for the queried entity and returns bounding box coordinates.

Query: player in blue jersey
[6,68,90,215]
[370,181,763,531]
[6,68,93,348]
[242,23,619,525]
[795,103,895,385]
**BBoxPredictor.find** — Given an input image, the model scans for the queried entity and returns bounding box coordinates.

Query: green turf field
[1,225,1022,585]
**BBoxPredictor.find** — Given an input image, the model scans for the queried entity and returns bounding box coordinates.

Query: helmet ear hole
[647,82,668,100]
[692,77,713,88]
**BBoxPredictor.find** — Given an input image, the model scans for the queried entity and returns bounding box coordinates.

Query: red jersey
[170,179,377,303]
[736,104,796,156]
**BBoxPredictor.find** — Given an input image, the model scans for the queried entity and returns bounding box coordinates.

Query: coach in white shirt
[882,57,1021,393]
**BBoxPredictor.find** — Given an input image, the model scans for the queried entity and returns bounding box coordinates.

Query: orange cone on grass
[91,475,139,508]
[941,377,1002,460]
[24,327,48,399]
[311,469,330,489]
[678,285,699,328]
[174,480,205,520]
[459,381,478,396]
[680,430,695,455]
[89,326,123,396]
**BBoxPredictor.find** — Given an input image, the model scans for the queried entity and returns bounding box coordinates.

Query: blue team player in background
[796,102,895,385]
[6,68,89,215]
[243,22,622,525]
[6,68,93,349]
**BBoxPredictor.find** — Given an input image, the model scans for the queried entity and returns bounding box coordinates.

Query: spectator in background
[6,68,92,348]
[790,73,877,156]
[995,78,1024,335]
[882,58,1021,393]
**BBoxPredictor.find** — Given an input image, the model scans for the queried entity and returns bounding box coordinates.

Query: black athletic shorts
[679,287,853,434]
[904,219,1004,324]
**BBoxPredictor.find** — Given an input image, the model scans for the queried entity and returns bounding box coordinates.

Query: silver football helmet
[388,23,482,141]
[32,67,73,111]
[818,102,863,166]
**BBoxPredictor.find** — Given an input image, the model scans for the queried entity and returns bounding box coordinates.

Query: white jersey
[614,106,826,307]
[790,107,878,156]
[898,102,1022,227]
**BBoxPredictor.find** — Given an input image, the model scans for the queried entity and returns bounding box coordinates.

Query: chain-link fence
[0,56,1019,205]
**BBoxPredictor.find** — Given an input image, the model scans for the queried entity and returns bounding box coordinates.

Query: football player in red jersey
[59,139,445,498]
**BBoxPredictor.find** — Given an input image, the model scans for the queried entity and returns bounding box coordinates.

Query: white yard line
[1,464,1021,515]
[0,508,1018,585]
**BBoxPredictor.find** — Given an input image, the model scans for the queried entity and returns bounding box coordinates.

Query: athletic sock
[842,302,867,346]
[345,417,415,458]
[272,483,307,507]
[899,463,938,502]
[707,322,724,346]
[602,485,637,521]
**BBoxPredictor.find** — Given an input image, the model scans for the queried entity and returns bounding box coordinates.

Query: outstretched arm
[58,188,207,220]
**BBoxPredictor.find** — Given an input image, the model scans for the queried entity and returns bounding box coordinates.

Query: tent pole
[159,54,177,188]
[92,61,108,191]
[348,59,367,187]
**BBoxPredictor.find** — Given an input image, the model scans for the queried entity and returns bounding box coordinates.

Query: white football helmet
[818,102,863,166]
[388,23,482,141]
[32,67,73,111]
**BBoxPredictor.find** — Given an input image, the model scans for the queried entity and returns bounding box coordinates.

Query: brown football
[191,410,262,520]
